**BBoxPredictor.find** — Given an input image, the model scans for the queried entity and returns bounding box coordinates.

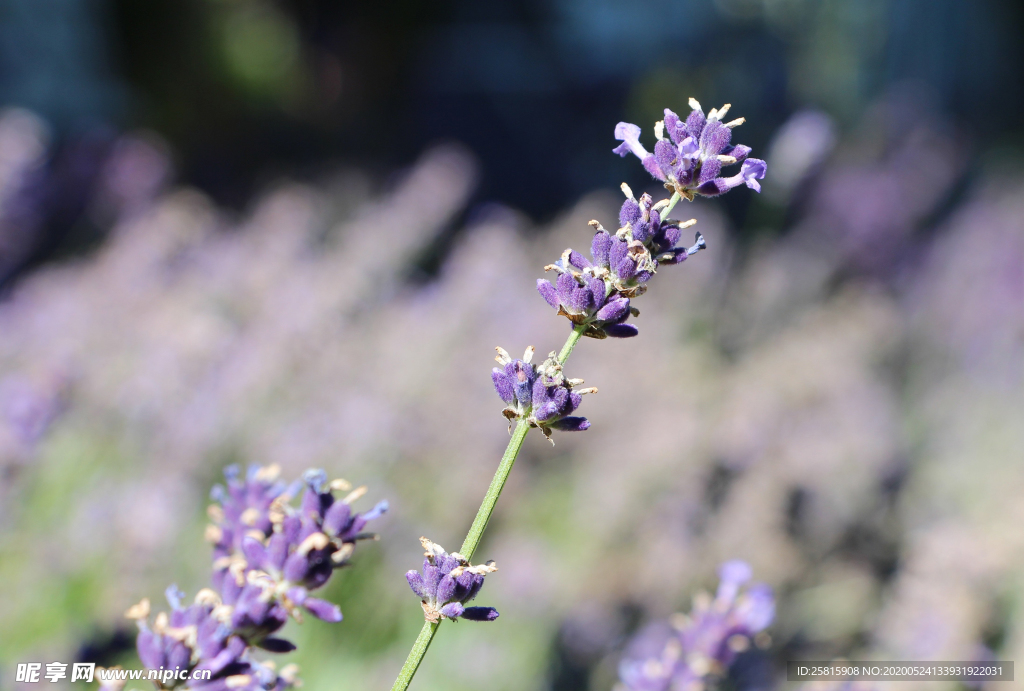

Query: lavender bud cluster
[614,99,767,200]
[491,346,595,440]
[537,100,766,347]
[405,537,500,623]
[617,561,775,691]
[125,464,387,690]
[498,100,765,441]
[537,185,707,340]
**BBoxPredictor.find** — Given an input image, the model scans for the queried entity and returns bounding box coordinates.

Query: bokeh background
[2,0,1023,689]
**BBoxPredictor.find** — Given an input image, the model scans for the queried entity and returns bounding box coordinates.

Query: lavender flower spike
[617,560,775,691]
[537,184,707,337]
[128,465,385,690]
[614,99,766,201]
[492,346,595,440]
[406,537,499,623]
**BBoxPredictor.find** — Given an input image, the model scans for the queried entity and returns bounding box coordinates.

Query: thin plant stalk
[390,322,587,691]
[390,621,438,691]
[661,191,682,219]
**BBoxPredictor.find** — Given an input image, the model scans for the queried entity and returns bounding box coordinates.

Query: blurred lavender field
[1,82,1022,690]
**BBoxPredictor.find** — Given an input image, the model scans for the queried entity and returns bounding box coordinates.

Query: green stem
[389,322,587,690]
[390,621,438,691]
[557,323,586,364]
[459,418,530,560]
[661,191,682,219]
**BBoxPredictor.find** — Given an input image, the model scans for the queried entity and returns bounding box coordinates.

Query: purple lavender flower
[491,346,594,439]
[207,465,293,579]
[405,537,499,623]
[126,589,252,689]
[209,466,388,633]
[614,99,766,200]
[618,560,775,691]
[128,465,386,689]
[537,185,706,338]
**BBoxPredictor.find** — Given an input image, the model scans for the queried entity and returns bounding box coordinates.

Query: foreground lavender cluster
[405,537,500,623]
[125,465,387,690]
[618,561,775,691]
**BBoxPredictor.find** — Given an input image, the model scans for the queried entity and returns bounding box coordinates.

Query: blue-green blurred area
[1,1,1024,690]
[0,0,1022,286]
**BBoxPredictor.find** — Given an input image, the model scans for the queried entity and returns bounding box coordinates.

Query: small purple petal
[361,499,389,523]
[436,574,457,604]
[604,323,639,338]
[587,275,607,308]
[423,562,443,593]
[738,583,776,631]
[537,279,560,310]
[741,158,767,192]
[567,285,593,314]
[165,585,185,610]
[555,272,576,302]
[198,635,246,676]
[137,630,165,670]
[491,370,515,404]
[241,537,266,571]
[282,515,301,544]
[685,107,706,141]
[166,641,191,672]
[407,571,428,599]
[533,401,560,422]
[723,144,751,162]
[548,416,590,431]
[300,487,321,519]
[511,362,533,406]
[550,386,569,412]
[591,231,612,266]
[266,533,289,571]
[699,120,732,156]
[619,198,642,227]
[613,122,648,160]
[465,574,485,602]
[642,155,664,180]
[531,378,551,406]
[632,220,651,243]
[568,391,582,411]
[596,297,629,322]
[699,158,722,185]
[609,238,628,272]
[696,179,730,197]
[282,552,309,583]
[439,602,465,619]
[614,254,637,281]
[322,500,352,536]
[664,108,685,145]
[303,596,343,622]
[662,225,682,249]
[654,139,679,170]
[461,606,500,621]
[258,637,297,653]
[568,250,592,270]
[719,559,753,586]
[659,248,689,265]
